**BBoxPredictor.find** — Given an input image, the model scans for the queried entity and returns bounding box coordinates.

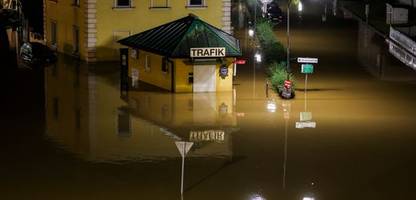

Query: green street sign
[301,64,314,74]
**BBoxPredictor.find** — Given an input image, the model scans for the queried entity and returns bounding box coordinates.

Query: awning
[118,14,242,58]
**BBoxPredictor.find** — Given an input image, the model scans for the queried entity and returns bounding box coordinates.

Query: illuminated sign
[189,130,225,142]
[301,64,314,74]
[297,57,318,64]
[296,121,317,129]
[190,47,226,58]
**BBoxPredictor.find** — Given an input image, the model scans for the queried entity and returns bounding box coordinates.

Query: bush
[256,21,286,63]
[268,62,295,94]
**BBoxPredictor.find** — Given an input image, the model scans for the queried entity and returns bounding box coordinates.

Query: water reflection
[44,58,238,163]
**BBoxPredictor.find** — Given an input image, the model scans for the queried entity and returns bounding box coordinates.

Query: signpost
[175,141,194,197]
[296,57,318,129]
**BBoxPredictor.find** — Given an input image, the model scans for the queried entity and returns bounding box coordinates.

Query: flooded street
[2,2,416,200]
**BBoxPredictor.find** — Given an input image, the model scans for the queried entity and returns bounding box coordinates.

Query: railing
[390,26,416,56]
[388,40,416,70]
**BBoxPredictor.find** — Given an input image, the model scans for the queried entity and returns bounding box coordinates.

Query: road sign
[296,121,317,129]
[300,112,312,122]
[234,59,247,65]
[175,141,194,157]
[301,64,314,74]
[297,57,318,64]
[284,80,292,89]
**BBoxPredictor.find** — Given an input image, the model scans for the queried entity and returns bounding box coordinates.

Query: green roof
[118,14,242,58]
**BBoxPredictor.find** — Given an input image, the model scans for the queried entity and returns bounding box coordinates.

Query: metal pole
[283,118,288,189]
[181,144,185,196]
[286,0,291,75]
[304,74,308,111]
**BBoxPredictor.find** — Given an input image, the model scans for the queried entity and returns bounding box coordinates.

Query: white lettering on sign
[189,130,225,142]
[296,121,317,129]
[297,57,319,64]
[190,48,226,58]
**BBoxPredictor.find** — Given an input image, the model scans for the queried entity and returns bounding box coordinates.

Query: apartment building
[44,0,232,62]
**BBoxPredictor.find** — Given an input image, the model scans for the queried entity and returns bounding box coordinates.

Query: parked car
[20,42,57,66]
[266,2,284,24]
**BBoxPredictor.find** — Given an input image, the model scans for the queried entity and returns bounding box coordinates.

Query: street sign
[297,57,318,64]
[284,80,292,89]
[301,64,314,74]
[300,112,312,122]
[175,141,194,157]
[296,121,317,129]
[234,59,247,65]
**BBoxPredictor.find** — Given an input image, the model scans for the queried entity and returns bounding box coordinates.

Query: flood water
[2,2,416,200]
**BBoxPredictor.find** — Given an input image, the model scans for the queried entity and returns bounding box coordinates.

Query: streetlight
[254,52,262,63]
[248,28,255,37]
[286,0,292,75]
[298,1,303,12]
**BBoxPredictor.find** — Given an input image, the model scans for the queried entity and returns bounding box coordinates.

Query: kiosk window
[145,55,151,72]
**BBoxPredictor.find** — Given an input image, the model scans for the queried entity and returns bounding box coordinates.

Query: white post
[304,74,308,111]
[181,144,185,196]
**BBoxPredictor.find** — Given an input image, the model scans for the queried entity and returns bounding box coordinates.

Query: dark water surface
[2,2,416,200]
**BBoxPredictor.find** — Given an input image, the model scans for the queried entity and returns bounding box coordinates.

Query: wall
[96,0,226,61]
[44,0,87,60]
[128,49,172,91]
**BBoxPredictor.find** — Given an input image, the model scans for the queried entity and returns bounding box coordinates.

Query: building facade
[43,0,232,62]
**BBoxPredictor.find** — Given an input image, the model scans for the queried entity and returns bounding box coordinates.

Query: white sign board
[175,141,194,157]
[296,121,317,129]
[300,112,312,122]
[190,47,226,58]
[297,57,319,64]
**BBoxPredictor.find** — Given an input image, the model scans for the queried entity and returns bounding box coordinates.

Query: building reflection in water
[44,57,238,163]
[357,22,416,81]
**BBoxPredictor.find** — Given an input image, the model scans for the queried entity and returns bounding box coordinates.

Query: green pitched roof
[118,14,242,58]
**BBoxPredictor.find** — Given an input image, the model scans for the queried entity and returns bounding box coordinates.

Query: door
[193,65,216,92]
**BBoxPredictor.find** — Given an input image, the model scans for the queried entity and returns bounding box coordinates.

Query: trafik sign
[190,47,226,58]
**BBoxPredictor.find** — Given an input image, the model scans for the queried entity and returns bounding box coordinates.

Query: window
[117,108,131,138]
[73,26,80,54]
[53,97,59,120]
[187,0,205,7]
[162,57,168,73]
[113,30,130,44]
[50,21,57,47]
[188,72,193,84]
[115,0,132,8]
[145,55,151,72]
[150,0,169,8]
[72,0,80,6]
[131,49,138,59]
